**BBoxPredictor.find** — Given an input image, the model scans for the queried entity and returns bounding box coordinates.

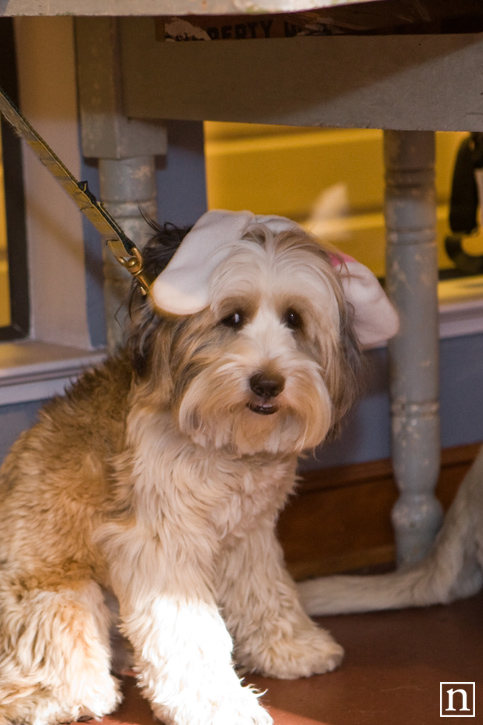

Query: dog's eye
[221,311,245,329]
[283,308,303,331]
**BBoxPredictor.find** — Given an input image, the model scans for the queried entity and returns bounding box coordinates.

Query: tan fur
[0,227,363,725]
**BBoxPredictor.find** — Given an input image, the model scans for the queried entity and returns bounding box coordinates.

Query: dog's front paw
[210,691,273,725]
[256,627,344,680]
[152,683,272,725]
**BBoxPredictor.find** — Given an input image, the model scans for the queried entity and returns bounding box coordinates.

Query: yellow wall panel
[205,127,384,219]
[204,123,469,276]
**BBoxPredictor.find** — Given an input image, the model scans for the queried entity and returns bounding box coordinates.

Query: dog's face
[128,225,363,457]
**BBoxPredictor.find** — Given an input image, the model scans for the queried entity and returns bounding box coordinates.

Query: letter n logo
[440,682,475,717]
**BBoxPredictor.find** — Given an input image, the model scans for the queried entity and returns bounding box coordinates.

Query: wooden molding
[279,443,482,580]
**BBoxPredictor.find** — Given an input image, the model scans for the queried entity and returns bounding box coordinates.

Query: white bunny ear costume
[151,209,399,348]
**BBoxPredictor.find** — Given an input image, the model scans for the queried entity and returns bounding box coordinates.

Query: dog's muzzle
[247,372,285,415]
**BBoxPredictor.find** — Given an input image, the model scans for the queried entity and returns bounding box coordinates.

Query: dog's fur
[298,447,483,618]
[0,223,364,725]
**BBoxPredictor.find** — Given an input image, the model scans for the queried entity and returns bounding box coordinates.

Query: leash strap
[0,86,151,293]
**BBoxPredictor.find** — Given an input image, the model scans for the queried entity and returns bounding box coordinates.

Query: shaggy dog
[0,210,397,725]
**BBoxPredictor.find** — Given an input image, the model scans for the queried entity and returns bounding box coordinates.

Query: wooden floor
[99,591,483,725]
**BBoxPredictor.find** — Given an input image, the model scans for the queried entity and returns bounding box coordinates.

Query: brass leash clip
[108,242,151,295]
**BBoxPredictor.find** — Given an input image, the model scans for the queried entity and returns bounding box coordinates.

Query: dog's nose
[249,372,285,399]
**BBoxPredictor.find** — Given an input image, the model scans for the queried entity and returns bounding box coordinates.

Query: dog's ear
[324,252,397,436]
[125,297,159,379]
[331,254,399,348]
[139,220,193,283]
[127,223,192,378]
[322,252,398,439]
[328,299,368,438]
[150,210,301,316]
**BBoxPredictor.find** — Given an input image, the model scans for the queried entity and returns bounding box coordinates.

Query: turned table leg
[384,130,444,566]
[98,156,157,350]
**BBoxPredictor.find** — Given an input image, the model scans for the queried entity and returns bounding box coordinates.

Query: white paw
[257,627,344,679]
[211,689,273,725]
[153,683,272,725]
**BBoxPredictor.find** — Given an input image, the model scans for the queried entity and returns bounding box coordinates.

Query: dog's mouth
[247,400,279,415]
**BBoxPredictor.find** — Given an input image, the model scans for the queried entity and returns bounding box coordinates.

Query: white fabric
[151,210,295,316]
[337,259,398,347]
[151,209,398,347]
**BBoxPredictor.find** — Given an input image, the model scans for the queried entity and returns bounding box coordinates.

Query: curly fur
[0,222,364,725]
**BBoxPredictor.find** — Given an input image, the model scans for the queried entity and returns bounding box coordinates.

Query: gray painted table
[4,1,481,566]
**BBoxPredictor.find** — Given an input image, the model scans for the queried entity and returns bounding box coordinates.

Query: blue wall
[157,120,208,228]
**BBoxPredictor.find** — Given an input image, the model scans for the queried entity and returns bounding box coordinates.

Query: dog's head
[127,212,397,457]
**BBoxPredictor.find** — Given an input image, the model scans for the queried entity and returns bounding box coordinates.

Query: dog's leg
[217,521,344,679]
[0,578,121,725]
[104,524,273,725]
